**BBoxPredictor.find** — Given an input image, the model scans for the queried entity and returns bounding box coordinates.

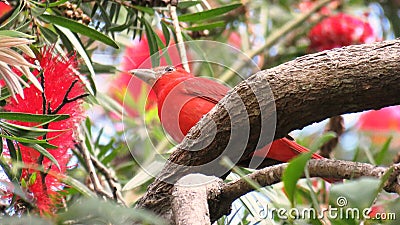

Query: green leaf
[39,26,59,43]
[0,154,13,180]
[61,176,96,197]
[309,131,337,151]
[282,151,313,205]
[5,138,17,161]
[108,22,132,32]
[0,133,57,148]
[98,4,112,29]
[0,121,65,138]
[98,138,115,160]
[80,62,118,74]
[55,25,97,95]
[178,3,242,22]
[40,15,119,49]
[44,0,69,7]
[161,21,171,46]
[375,136,392,165]
[185,21,226,31]
[28,172,37,186]
[142,18,160,67]
[0,30,35,38]
[31,4,47,17]
[0,112,69,123]
[329,178,382,218]
[178,1,202,8]
[15,144,23,180]
[132,5,155,15]
[25,143,61,171]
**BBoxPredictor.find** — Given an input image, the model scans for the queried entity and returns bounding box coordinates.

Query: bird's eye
[164,66,175,73]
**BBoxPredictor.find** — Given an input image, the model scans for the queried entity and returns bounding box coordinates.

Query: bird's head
[129,66,191,86]
[129,66,194,96]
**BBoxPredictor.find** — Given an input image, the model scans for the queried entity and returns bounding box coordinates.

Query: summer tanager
[130,66,329,175]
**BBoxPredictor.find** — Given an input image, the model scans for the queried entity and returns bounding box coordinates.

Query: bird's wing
[181,77,230,104]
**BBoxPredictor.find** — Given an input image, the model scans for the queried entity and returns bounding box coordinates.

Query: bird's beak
[129,69,157,85]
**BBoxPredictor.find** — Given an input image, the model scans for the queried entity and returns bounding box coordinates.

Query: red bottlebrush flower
[308,13,379,52]
[0,1,12,18]
[109,31,181,117]
[357,106,400,145]
[3,47,86,213]
[358,106,400,132]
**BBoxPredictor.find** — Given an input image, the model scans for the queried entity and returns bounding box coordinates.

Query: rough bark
[135,39,400,222]
[171,174,223,225]
[212,159,400,222]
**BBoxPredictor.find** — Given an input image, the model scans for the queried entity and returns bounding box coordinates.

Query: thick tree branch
[136,39,400,222]
[170,160,400,223]
[171,175,223,225]
[186,160,400,223]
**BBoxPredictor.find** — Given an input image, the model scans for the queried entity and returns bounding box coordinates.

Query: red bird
[131,66,327,171]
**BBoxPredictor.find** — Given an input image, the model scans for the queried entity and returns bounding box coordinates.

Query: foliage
[0,0,399,224]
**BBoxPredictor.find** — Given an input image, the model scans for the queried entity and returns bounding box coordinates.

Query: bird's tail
[252,138,339,183]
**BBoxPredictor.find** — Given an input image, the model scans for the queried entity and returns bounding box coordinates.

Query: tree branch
[135,39,400,222]
[172,174,222,225]
[211,159,400,223]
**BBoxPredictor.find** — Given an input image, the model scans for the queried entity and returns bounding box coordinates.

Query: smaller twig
[208,159,400,222]
[169,5,190,72]
[39,71,46,114]
[52,80,89,114]
[75,142,113,199]
[89,154,127,206]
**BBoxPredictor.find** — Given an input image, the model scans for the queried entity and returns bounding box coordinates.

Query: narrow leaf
[161,22,171,46]
[55,26,96,95]
[142,18,160,67]
[0,121,66,138]
[0,133,56,147]
[5,138,17,161]
[25,143,61,171]
[40,15,119,49]
[375,136,392,165]
[0,112,69,123]
[178,3,242,22]
[0,157,12,180]
[309,131,337,151]
[132,5,155,15]
[0,30,35,38]
[330,178,381,211]
[185,21,225,31]
[39,26,59,43]
[282,151,313,205]
[61,176,96,197]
